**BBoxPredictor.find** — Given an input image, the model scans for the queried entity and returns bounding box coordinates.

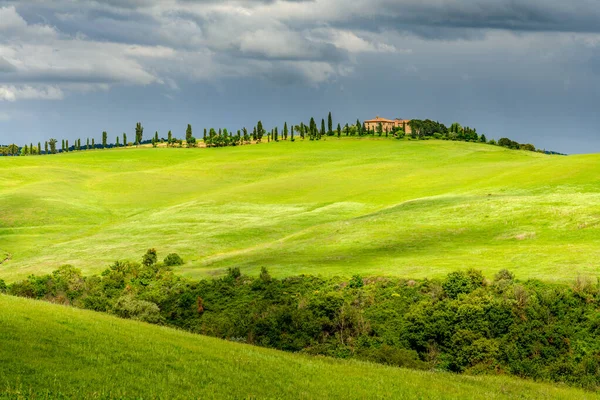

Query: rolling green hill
[1,294,597,400]
[1,138,599,282]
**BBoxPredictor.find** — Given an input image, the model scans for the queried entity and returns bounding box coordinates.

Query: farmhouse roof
[364,116,396,123]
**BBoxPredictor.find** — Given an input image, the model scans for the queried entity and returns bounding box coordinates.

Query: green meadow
[1,294,597,400]
[1,138,599,282]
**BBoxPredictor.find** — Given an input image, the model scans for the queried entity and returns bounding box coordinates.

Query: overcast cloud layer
[1,0,600,153]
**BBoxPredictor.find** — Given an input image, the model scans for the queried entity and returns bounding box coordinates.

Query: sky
[1,1,600,153]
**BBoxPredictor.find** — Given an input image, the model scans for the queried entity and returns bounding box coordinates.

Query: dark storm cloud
[2,0,600,153]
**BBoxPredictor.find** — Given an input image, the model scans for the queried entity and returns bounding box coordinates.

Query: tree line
[0,112,546,156]
[3,250,600,390]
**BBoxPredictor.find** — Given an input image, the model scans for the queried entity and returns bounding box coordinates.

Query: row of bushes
[3,250,600,390]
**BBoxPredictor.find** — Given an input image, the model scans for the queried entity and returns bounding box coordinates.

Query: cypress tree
[186,124,192,142]
[102,131,107,148]
[203,128,206,142]
[37,142,41,155]
[300,122,305,139]
[154,131,159,143]
[92,138,95,149]
[283,122,288,140]
[168,131,173,146]
[66,140,69,152]
[86,138,90,150]
[356,119,362,136]
[291,126,294,141]
[24,144,28,155]
[257,121,264,142]
[345,123,349,136]
[320,119,325,139]
[274,127,278,142]
[337,123,341,138]
[123,133,127,147]
[328,112,333,136]
[45,141,48,155]
[62,139,65,152]
[116,136,120,147]
[309,118,315,140]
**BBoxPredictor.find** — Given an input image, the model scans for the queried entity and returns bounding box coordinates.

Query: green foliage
[349,274,364,288]
[442,270,484,299]
[142,248,158,267]
[164,253,184,266]
[0,279,6,293]
[135,122,143,145]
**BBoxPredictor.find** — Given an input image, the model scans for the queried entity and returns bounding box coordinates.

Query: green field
[1,294,597,400]
[1,138,600,282]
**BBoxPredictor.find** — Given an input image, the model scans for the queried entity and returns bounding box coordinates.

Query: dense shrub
[164,253,184,266]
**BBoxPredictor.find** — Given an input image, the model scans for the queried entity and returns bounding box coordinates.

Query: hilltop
[1,138,599,282]
[1,294,597,400]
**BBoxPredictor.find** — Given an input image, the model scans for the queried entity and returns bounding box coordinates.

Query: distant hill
[1,138,599,282]
[1,294,596,400]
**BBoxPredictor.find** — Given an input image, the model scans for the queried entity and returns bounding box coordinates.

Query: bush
[349,274,364,288]
[0,279,6,293]
[164,253,184,266]
[142,248,158,267]
[442,270,484,299]
[112,295,162,323]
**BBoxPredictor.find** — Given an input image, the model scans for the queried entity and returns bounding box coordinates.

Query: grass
[1,294,598,400]
[1,138,600,282]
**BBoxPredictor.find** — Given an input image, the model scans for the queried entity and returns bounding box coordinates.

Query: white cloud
[0,85,64,101]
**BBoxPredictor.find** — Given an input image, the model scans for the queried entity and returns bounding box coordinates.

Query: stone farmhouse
[364,116,412,135]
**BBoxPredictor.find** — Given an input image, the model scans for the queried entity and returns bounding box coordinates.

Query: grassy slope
[1,295,597,400]
[1,138,600,282]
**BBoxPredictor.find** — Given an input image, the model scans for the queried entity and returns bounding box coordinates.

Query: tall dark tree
[345,123,349,136]
[257,121,264,142]
[37,142,41,155]
[167,131,172,146]
[309,118,315,140]
[45,141,48,155]
[283,122,288,140]
[274,127,279,142]
[337,123,341,138]
[66,140,69,152]
[291,126,294,141]
[61,139,65,152]
[86,138,90,150]
[92,138,95,149]
[135,122,143,146]
[116,136,120,147]
[186,124,192,143]
[203,128,206,142]
[154,131,159,143]
[300,122,305,139]
[123,133,127,147]
[320,119,325,139]
[102,131,108,148]
[356,119,362,136]
[328,112,333,136]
